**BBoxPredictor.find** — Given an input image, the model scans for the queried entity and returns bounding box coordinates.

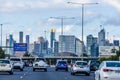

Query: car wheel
[9,70,13,75]
[71,72,75,75]
[33,68,35,71]
[20,68,23,71]
[66,69,68,71]
[98,75,101,80]
[55,69,58,71]
[44,69,47,72]
[86,73,90,76]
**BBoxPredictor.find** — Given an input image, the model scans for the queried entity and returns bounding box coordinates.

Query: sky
[0,0,120,46]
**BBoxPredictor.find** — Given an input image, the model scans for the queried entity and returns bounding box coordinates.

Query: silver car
[71,61,90,76]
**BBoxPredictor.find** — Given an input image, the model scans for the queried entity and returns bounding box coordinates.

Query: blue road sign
[14,43,27,51]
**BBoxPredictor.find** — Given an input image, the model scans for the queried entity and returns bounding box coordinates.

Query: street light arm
[67,2,98,5]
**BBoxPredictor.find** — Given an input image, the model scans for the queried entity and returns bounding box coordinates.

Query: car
[10,57,24,71]
[33,58,48,71]
[55,60,68,71]
[94,61,120,80]
[88,60,100,71]
[0,59,13,75]
[71,61,90,76]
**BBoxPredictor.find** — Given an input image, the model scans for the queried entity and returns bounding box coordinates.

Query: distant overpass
[21,56,99,65]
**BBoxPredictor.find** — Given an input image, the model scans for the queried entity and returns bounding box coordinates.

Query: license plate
[0,64,6,67]
[115,70,120,73]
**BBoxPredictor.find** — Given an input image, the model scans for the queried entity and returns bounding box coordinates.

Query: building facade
[19,31,23,43]
[98,29,106,46]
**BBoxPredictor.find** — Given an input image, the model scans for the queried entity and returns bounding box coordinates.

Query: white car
[33,58,48,71]
[0,59,13,75]
[71,61,90,76]
[95,61,120,80]
[10,57,24,71]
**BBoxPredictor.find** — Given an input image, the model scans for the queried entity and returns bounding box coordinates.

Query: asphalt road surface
[0,67,95,80]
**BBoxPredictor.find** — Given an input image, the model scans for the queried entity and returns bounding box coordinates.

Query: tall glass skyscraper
[50,29,55,48]
[26,35,29,52]
[9,34,14,55]
[19,31,23,43]
[98,29,105,46]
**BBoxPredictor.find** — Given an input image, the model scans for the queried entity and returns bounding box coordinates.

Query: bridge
[21,56,99,65]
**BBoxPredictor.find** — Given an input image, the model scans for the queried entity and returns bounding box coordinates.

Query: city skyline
[0,0,120,45]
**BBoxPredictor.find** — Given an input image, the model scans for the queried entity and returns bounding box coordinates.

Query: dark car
[55,60,68,71]
[88,60,100,71]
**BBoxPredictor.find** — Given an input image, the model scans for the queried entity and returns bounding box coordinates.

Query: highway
[0,67,95,80]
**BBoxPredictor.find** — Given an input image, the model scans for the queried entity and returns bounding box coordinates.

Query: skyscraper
[59,35,76,54]
[98,29,106,46]
[86,34,98,56]
[9,34,14,55]
[19,31,23,43]
[50,29,55,48]
[26,35,30,52]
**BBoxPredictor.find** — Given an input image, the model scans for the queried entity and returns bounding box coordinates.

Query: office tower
[86,34,98,56]
[19,31,23,43]
[53,41,59,56]
[98,29,105,46]
[59,35,76,54]
[50,29,55,48]
[9,34,14,55]
[26,35,30,52]
[75,38,82,57]
[33,37,48,57]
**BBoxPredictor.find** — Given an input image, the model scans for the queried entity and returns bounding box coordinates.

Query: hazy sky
[0,0,120,45]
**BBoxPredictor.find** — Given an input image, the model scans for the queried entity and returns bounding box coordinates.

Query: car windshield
[76,62,87,66]
[10,59,20,61]
[106,62,120,67]
[0,60,10,64]
[90,61,100,66]
[36,58,45,62]
[58,61,67,64]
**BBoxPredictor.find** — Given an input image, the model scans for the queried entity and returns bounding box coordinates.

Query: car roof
[75,61,87,63]
[103,61,120,63]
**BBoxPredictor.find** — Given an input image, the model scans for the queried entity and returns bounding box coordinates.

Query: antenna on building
[107,32,109,40]
[100,25,102,30]
[44,30,46,40]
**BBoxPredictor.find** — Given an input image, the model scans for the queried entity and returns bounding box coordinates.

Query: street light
[50,17,75,57]
[50,17,75,35]
[0,24,3,47]
[68,2,98,60]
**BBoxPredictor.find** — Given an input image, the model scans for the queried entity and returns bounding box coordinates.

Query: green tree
[0,47,5,58]
[23,51,30,57]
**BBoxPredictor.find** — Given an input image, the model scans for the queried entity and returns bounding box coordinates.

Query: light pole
[68,2,98,60]
[50,17,75,35]
[0,24,3,47]
[50,17,75,57]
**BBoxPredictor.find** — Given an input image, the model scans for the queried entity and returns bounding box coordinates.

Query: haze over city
[0,0,120,45]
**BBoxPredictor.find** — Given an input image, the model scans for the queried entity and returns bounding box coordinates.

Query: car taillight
[103,68,113,72]
[74,64,78,67]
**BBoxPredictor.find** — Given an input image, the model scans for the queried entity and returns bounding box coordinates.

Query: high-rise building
[91,43,99,57]
[26,35,30,52]
[33,37,48,57]
[75,38,82,57]
[86,34,98,56]
[19,31,23,43]
[53,41,59,56]
[9,34,14,55]
[98,29,105,46]
[59,35,76,53]
[50,29,55,48]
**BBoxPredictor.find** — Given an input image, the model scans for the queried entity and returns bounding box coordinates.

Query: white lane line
[19,67,31,79]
